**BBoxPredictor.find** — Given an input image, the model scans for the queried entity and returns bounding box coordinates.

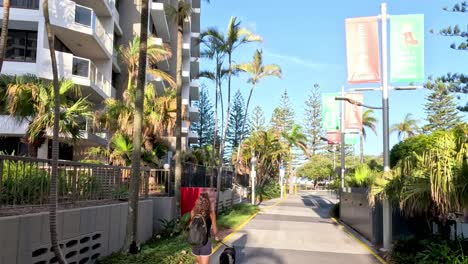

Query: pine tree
[192,86,215,147]
[423,80,462,132]
[250,105,266,132]
[430,2,467,111]
[304,84,324,155]
[226,90,249,156]
[270,89,295,135]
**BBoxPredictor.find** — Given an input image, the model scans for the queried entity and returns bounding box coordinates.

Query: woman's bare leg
[198,255,210,264]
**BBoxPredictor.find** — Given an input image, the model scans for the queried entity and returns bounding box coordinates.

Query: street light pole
[380,2,393,251]
[340,86,345,190]
[251,155,257,205]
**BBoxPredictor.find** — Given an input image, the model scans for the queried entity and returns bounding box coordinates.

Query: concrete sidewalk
[210,191,379,264]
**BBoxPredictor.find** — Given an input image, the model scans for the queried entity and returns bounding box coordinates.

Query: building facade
[0,0,200,160]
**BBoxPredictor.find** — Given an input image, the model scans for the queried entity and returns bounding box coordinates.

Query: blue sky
[200,0,467,156]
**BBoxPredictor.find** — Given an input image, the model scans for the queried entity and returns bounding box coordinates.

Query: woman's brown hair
[193,192,211,217]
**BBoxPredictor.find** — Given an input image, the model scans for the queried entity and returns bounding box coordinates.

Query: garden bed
[98,203,259,264]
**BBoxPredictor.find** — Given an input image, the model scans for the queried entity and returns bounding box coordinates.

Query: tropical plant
[119,36,174,94]
[236,130,288,188]
[360,109,378,163]
[200,27,228,162]
[391,113,420,141]
[0,0,10,72]
[345,164,377,188]
[6,77,92,156]
[235,49,282,162]
[166,0,193,214]
[43,0,66,262]
[203,16,262,212]
[370,126,468,237]
[296,155,333,181]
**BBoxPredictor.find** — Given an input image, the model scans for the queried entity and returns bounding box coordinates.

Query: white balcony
[150,36,170,71]
[183,42,191,58]
[38,51,114,102]
[190,57,199,79]
[190,81,199,101]
[49,0,113,59]
[181,120,190,135]
[0,115,28,136]
[189,105,199,122]
[150,1,170,42]
[191,32,200,58]
[182,70,190,84]
[191,8,200,34]
[147,73,167,95]
[188,130,199,144]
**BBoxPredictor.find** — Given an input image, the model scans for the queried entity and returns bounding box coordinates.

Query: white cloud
[263,50,336,70]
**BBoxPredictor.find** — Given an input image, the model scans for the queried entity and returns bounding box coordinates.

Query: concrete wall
[0,200,153,264]
[150,197,176,234]
[340,188,377,243]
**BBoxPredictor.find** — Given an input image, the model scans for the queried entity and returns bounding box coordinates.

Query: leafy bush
[257,181,280,202]
[388,236,468,264]
[345,164,378,188]
[159,213,191,238]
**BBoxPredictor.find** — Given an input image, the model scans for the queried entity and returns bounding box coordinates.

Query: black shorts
[192,237,213,256]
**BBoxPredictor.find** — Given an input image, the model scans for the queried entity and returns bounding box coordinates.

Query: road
[211,191,380,264]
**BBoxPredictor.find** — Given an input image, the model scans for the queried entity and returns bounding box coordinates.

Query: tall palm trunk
[360,131,364,163]
[236,84,254,164]
[174,14,184,215]
[210,66,219,187]
[0,0,10,72]
[216,53,232,212]
[43,1,66,263]
[124,0,149,253]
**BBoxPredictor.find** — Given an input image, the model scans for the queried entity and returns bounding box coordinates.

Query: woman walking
[190,192,219,264]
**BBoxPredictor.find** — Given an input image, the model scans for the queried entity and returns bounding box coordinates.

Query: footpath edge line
[330,217,387,264]
[212,198,285,253]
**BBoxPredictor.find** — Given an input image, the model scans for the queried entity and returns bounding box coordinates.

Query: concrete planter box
[0,200,153,264]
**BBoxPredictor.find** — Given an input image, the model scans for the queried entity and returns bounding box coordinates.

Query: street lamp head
[163,163,170,170]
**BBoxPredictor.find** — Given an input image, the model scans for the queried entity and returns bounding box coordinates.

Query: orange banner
[344,93,363,131]
[345,17,381,84]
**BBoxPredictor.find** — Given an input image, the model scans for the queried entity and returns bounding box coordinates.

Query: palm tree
[6,77,92,156]
[204,17,262,211]
[119,36,174,95]
[391,113,419,141]
[167,0,192,214]
[0,0,10,72]
[282,124,310,191]
[125,0,149,253]
[42,0,66,262]
[235,49,282,163]
[360,109,378,163]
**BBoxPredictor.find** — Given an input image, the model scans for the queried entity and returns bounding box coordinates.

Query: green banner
[322,93,340,131]
[390,14,425,83]
[345,133,359,145]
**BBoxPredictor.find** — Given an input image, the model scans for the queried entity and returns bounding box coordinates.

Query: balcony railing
[74,4,113,55]
[72,56,113,97]
[0,0,39,9]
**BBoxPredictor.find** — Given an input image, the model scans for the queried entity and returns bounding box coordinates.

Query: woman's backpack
[188,214,209,247]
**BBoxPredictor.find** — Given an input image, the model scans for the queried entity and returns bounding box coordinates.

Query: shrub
[345,164,378,188]
[387,236,468,264]
[257,181,280,202]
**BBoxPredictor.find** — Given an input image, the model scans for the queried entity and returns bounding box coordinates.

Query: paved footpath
[211,191,379,264]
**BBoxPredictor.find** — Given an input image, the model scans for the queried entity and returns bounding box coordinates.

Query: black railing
[1,0,39,9]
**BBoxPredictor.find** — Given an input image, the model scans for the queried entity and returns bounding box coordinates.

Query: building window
[75,5,93,27]
[0,0,39,9]
[4,30,37,62]
[72,57,90,78]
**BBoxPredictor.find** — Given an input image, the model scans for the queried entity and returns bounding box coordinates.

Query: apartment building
[116,0,200,151]
[0,0,200,159]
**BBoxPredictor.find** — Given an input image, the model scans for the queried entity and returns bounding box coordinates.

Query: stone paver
[211,191,379,264]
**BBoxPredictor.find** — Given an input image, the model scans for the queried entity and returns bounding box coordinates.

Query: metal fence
[180,162,233,191]
[0,155,152,209]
